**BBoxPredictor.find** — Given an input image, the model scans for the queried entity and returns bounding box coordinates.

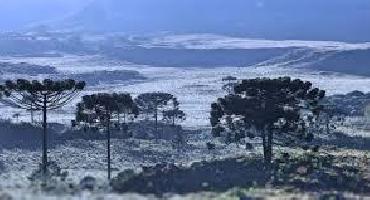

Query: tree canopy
[162,97,186,126]
[221,76,238,94]
[0,79,85,110]
[211,77,325,164]
[0,79,85,178]
[135,92,174,116]
[76,93,138,125]
[135,92,175,133]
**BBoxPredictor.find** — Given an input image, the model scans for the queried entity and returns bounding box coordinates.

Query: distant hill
[310,49,370,76]
[103,47,293,68]
[54,0,370,42]
[101,45,370,76]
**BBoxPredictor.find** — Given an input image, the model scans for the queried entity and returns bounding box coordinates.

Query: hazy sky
[1,0,369,41]
[0,0,91,30]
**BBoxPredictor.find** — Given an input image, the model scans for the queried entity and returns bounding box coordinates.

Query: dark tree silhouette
[221,76,237,94]
[75,93,137,180]
[210,77,325,166]
[163,98,186,145]
[319,103,340,136]
[0,79,85,176]
[135,92,175,136]
[162,98,186,126]
[116,93,139,125]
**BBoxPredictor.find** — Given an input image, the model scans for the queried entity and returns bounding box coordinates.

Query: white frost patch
[142,34,370,51]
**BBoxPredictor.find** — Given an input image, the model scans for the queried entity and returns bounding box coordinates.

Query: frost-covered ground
[139,33,370,51]
[1,48,370,198]
[2,54,370,128]
[0,135,258,199]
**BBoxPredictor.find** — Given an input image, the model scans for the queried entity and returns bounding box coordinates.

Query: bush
[28,161,68,183]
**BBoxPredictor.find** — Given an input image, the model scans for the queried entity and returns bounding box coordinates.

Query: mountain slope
[310,49,370,76]
[0,0,90,31]
[56,0,370,42]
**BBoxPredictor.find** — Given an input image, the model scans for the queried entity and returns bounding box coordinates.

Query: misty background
[0,0,91,29]
[0,0,370,41]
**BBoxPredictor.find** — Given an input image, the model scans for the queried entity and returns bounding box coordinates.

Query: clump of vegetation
[272,151,370,193]
[28,161,68,188]
[28,162,68,182]
[0,62,58,75]
[0,160,4,174]
[111,157,268,194]
[324,90,370,116]
[79,176,97,191]
[111,151,369,195]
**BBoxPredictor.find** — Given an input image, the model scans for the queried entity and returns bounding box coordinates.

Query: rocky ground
[0,136,255,199]
[1,141,369,199]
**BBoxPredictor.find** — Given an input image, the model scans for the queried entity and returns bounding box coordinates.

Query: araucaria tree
[0,79,85,176]
[211,77,325,166]
[162,98,186,126]
[163,98,186,144]
[116,94,139,125]
[75,93,137,180]
[135,92,175,135]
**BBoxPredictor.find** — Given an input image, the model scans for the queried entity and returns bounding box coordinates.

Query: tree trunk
[326,115,330,135]
[155,107,158,136]
[42,95,47,178]
[123,112,126,124]
[261,126,273,168]
[267,129,273,166]
[228,80,232,94]
[154,103,159,141]
[30,105,34,124]
[107,116,111,180]
[262,130,268,164]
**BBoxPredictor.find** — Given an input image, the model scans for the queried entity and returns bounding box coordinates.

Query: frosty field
[1,44,370,199]
[1,54,370,128]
